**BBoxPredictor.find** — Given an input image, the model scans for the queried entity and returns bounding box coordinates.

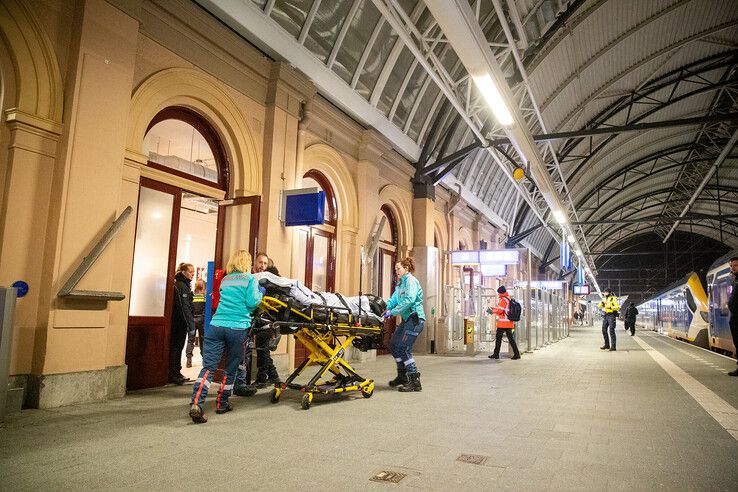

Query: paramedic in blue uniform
[598,288,620,351]
[487,285,521,360]
[383,257,425,392]
[189,250,263,424]
[728,257,738,377]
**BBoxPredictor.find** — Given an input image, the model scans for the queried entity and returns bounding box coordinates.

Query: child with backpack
[486,285,521,360]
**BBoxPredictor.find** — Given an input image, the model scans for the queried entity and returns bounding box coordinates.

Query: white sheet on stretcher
[253,271,374,316]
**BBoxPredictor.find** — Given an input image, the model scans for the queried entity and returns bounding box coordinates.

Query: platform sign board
[479,249,519,265]
[516,280,566,290]
[573,284,590,295]
[480,264,506,277]
[450,250,480,265]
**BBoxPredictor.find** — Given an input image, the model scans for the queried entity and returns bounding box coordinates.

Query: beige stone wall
[0,0,561,404]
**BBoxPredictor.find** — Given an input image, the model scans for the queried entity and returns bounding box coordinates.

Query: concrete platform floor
[1,326,737,491]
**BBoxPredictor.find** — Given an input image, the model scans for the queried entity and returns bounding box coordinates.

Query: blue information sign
[11,280,29,298]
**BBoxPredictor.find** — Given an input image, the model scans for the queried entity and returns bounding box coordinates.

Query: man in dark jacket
[624,303,638,336]
[170,263,195,385]
[728,257,738,377]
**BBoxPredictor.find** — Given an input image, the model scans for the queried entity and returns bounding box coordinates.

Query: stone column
[259,63,315,373]
[411,197,438,355]
[27,0,138,408]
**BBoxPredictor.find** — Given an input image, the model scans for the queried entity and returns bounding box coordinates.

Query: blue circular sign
[11,281,29,298]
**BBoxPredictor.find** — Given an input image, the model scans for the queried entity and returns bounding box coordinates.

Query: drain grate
[370,471,407,483]
[457,454,488,465]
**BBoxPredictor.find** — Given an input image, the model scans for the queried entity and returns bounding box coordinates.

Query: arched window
[374,205,398,297]
[293,169,337,292]
[143,107,229,190]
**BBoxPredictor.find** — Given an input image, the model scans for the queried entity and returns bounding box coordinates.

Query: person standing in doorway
[253,252,281,388]
[727,257,738,377]
[186,279,206,368]
[384,257,425,392]
[598,288,620,351]
[189,250,263,423]
[170,263,195,385]
[624,302,638,336]
[487,286,521,360]
[234,252,280,395]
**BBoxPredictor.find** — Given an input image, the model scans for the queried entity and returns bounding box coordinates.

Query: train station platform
[1,326,737,491]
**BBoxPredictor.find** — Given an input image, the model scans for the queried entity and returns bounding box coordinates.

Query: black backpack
[508,298,522,322]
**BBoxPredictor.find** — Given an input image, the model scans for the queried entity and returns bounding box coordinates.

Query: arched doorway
[126,106,253,390]
[291,169,337,363]
[375,205,399,354]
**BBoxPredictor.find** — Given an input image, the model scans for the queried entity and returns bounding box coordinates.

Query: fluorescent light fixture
[575,249,582,256]
[473,74,514,126]
[567,234,575,244]
[552,210,567,224]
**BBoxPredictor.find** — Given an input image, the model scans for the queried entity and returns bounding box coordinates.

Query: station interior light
[472,74,514,126]
[567,234,575,244]
[552,210,567,224]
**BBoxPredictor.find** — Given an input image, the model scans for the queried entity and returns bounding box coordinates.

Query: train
[636,253,736,358]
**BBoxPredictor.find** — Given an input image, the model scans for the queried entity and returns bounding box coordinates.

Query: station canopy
[197,0,738,301]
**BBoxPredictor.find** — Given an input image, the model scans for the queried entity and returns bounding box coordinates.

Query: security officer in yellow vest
[598,288,620,351]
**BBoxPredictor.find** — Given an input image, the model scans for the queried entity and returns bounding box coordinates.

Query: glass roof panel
[355,22,397,101]
[409,85,440,142]
[304,1,355,64]
[377,47,415,117]
[392,63,427,129]
[333,3,382,86]
[269,0,310,39]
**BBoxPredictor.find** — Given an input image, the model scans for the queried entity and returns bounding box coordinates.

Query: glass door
[126,179,179,389]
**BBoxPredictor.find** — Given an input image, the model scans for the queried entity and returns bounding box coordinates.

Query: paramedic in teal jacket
[383,256,425,392]
[189,250,263,423]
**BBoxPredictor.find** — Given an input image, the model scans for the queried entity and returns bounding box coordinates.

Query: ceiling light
[473,74,514,126]
[552,210,567,224]
[566,234,575,244]
[575,249,582,256]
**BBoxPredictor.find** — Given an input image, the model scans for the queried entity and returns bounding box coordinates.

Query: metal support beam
[663,127,738,242]
[486,113,738,147]
[505,224,543,247]
[589,250,727,256]
[422,141,481,176]
[572,213,738,225]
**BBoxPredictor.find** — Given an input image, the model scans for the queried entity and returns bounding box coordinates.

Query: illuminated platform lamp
[513,167,525,181]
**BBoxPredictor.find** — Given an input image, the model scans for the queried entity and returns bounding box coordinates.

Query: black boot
[398,372,422,392]
[254,371,268,389]
[389,369,408,387]
[266,366,281,386]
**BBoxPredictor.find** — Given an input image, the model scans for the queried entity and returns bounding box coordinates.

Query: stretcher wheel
[361,382,375,398]
[270,388,280,404]
[301,393,313,410]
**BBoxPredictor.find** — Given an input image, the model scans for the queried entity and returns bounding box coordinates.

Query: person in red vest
[487,285,521,360]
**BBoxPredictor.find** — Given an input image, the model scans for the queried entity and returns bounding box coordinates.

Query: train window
[684,288,697,313]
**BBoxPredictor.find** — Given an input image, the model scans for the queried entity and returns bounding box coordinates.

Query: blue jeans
[602,313,616,348]
[390,316,425,375]
[234,333,255,389]
[190,324,248,409]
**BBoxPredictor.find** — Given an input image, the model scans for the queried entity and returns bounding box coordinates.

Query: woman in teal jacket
[189,250,263,423]
[383,257,425,392]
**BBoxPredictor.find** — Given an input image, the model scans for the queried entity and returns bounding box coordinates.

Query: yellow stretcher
[255,295,384,410]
